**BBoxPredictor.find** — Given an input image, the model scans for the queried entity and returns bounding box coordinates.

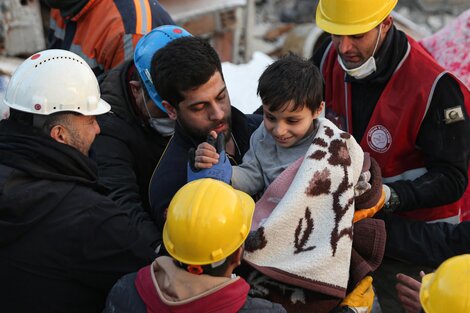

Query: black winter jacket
[148,108,258,235]
[93,60,170,230]
[0,119,158,313]
[378,212,470,268]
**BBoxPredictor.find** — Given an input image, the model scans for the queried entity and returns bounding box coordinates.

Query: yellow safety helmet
[316,0,397,35]
[163,178,255,265]
[420,254,470,313]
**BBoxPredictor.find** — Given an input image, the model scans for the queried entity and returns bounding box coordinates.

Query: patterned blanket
[242,119,385,313]
[242,118,385,312]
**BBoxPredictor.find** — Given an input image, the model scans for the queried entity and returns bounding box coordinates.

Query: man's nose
[337,36,353,54]
[209,103,224,121]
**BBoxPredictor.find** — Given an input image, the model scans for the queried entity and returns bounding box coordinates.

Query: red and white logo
[367,125,392,153]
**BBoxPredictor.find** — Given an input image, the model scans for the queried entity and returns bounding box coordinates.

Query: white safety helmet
[3,49,110,116]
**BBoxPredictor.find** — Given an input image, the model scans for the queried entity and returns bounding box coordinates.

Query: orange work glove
[353,188,385,223]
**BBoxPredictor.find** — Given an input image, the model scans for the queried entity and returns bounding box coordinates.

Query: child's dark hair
[151,37,223,109]
[257,53,323,113]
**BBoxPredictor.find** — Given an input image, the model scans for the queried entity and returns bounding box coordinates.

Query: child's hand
[187,131,232,184]
[194,131,220,169]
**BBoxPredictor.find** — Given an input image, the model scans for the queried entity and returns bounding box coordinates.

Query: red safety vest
[321,36,470,221]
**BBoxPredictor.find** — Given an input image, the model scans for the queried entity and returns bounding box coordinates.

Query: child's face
[263,101,323,148]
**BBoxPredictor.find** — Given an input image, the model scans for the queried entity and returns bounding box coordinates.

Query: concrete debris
[0,0,45,57]
[0,55,23,76]
[1,0,468,121]
[263,23,295,42]
[0,56,22,120]
[249,0,469,59]
[159,0,247,22]
[159,0,249,63]
[0,75,9,120]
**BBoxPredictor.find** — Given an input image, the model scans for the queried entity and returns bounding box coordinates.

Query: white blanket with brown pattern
[244,117,363,299]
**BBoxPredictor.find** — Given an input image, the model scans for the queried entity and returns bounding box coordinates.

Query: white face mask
[141,88,175,136]
[148,117,175,137]
[338,25,382,79]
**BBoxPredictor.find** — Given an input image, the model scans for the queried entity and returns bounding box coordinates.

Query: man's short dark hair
[257,53,323,113]
[150,37,223,109]
[9,108,74,135]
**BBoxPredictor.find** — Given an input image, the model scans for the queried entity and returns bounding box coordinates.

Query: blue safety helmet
[134,25,192,112]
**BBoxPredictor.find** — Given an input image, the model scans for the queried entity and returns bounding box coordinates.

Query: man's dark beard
[177,115,232,145]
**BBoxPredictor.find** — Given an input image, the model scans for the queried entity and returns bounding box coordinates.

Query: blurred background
[1,0,469,117]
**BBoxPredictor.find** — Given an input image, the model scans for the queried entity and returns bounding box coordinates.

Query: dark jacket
[93,60,169,235]
[0,119,158,313]
[378,212,470,268]
[148,107,258,234]
[104,257,287,313]
[312,26,470,213]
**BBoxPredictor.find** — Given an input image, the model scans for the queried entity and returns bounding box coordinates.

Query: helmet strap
[142,88,175,136]
[187,265,204,275]
[371,24,383,58]
[183,257,227,275]
[141,88,153,120]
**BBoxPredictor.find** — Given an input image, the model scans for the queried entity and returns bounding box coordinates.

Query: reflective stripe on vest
[133,0,152,34]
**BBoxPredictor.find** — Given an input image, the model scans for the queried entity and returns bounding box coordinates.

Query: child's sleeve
[231,127,265,195]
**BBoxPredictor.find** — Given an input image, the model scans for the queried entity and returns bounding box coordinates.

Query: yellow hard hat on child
[315,0,397,35]
[420,254,470,313]
[163,178,255,265]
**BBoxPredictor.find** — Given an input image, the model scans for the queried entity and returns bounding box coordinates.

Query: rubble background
[1,0,469,118]
[250,0,470,59]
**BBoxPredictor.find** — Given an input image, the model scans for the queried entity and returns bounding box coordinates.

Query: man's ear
[162,101,177,120]
[382,15,393,34]
[49,124,68,144]
[129,80,142,102]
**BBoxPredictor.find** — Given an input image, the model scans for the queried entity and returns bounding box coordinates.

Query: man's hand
[396,272,425,313]
[341,276,374,313]
[382,185,401,213]
[187,131,232,184]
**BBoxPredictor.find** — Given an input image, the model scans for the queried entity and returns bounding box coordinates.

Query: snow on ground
[222,51,274,114]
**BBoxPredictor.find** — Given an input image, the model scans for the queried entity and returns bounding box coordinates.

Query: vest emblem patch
[367,125,392,153]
